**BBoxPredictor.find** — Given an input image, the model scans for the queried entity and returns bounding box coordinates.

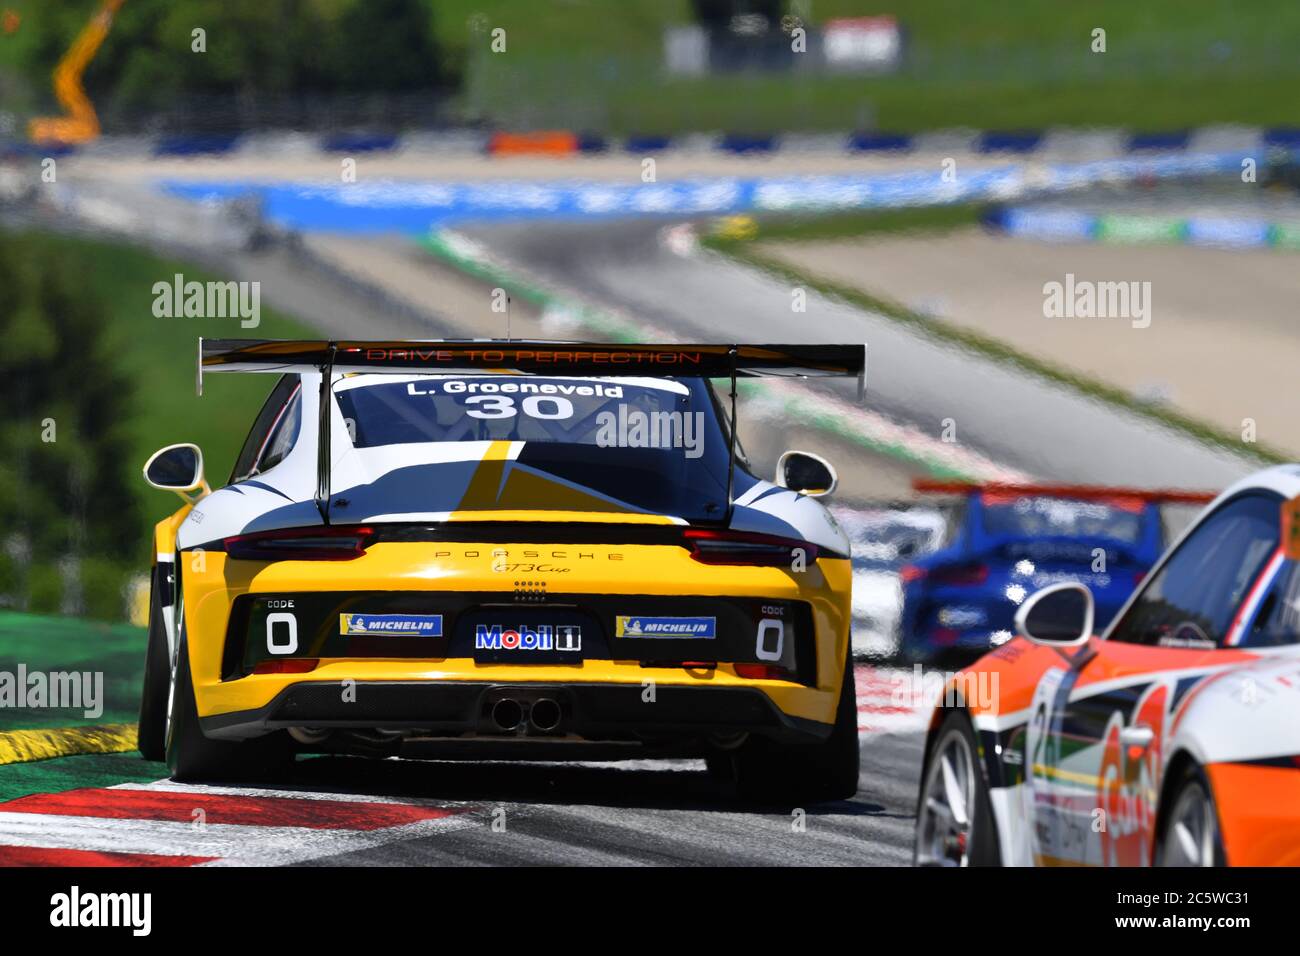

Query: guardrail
[4,125,1298,162]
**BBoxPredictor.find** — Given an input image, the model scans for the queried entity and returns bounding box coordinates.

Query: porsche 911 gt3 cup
[898,480,1214,665]
[136,339,864,803]
[915,465,1300,866]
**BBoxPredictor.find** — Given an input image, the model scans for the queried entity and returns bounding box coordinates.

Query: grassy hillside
[3,229,317,583]
[441,0,1300,132]
[3,1,1299,132]
[429,0,1288,63]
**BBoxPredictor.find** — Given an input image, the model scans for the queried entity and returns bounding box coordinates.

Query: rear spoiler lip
[912,478,1218,505]
[197,337,867,396]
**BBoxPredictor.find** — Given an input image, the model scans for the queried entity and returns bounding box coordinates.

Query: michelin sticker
[340,613,443,637]
[615,616,716,639]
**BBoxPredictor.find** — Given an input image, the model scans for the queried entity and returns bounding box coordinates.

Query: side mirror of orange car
[1014,582,1094,647]
[1283,496,1300,561]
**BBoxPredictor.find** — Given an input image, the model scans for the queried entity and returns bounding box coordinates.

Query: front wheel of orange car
[729,652,860,804]
[165,635,292,783]
[913,711,1000,866]
[1156,766,1225,867]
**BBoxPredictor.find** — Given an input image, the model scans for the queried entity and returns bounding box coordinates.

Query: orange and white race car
[914,465,1300,866]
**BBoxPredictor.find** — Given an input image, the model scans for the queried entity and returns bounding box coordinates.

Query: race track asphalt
[291,730,925,866]
[459,219,1259,489]
[0,665,929,866]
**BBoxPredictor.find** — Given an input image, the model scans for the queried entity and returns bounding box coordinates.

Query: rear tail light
[932,628,960,645]
[899,564,926,584]
[223,525,375,561]
[931,562,989,586]
[734,662,796,681]
[683,528,818,567]
[253,658,319,675]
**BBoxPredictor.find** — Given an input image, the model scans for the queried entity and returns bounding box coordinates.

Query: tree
[0,231,139,616]
[15,0,458,122]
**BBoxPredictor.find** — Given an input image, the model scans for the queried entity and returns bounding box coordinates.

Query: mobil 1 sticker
[475,624,582,653]
[461,608,598,662]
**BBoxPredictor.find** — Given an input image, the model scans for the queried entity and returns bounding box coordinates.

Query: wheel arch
[150,505,192,655]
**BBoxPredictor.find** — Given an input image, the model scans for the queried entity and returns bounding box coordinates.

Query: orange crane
[28,0,125,145]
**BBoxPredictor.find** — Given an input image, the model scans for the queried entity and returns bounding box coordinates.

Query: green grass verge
[0,610,155,799]
[709,203,988,246]
[703,218,1287,467]
[0,611,144,731]
[0,752,162,802]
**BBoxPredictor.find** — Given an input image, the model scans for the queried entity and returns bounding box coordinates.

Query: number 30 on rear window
[463,396,573,420]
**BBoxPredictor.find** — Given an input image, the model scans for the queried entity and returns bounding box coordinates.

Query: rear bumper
[201,679,833,746]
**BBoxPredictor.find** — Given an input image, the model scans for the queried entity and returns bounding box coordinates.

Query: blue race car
[896,481,1212,664]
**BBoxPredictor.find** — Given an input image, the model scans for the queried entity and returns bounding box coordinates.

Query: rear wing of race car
[198,338,866,387]
[198,338,867,523]
[911,478,1218,506]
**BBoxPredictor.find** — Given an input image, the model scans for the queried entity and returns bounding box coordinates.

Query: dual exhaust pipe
[490,697,562,734]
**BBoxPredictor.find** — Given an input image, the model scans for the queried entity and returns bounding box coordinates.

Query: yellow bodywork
[172,529,852,728]
[153,506,192,558]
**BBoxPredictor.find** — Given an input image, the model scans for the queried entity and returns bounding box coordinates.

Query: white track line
[0,809,483,867]
[856,666,933,736]
[111,777,474,809]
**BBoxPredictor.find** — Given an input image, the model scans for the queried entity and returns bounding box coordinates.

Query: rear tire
[730,650,860,804]
[136,566,171,762]
[166,635,291,783]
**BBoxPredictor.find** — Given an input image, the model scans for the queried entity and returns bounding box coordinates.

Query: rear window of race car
[333,375,736,520]
[337,376,698,447]
[980,494,1144,544]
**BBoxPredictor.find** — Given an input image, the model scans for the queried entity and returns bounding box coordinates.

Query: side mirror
[1283,496,1300,560]
[776,450,838,497]
[143,443,209,501]
[1014,582,1094,647]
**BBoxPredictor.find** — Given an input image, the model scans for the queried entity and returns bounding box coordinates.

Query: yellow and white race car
[136,339,864,802]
